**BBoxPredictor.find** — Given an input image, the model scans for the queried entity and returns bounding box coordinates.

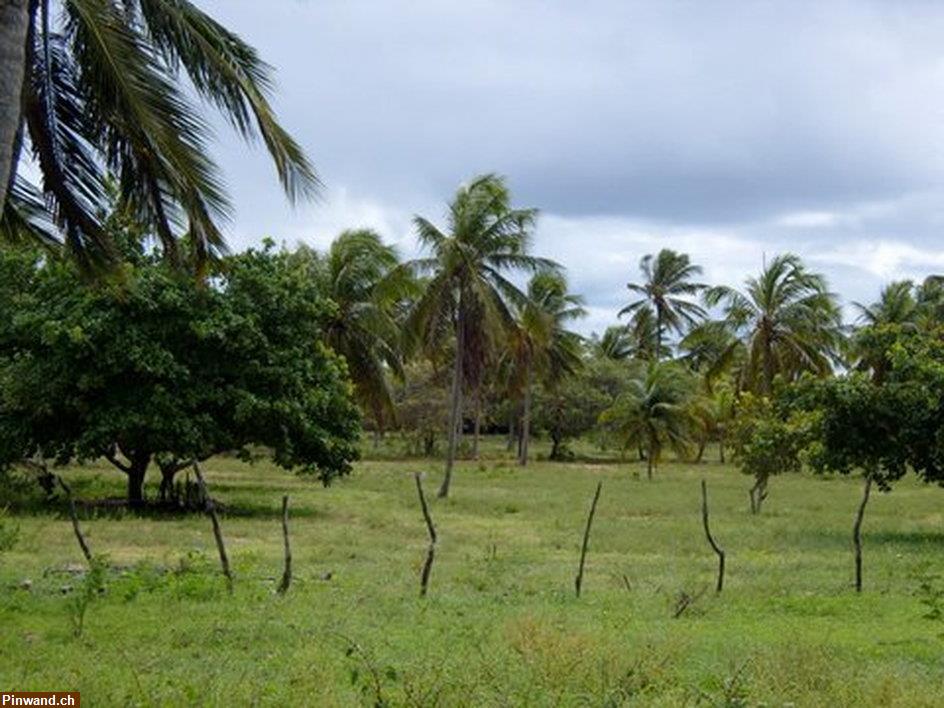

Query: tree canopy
[0,242,360,505]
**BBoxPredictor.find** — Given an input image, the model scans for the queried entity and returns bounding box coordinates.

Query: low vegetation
[1,439,943,705]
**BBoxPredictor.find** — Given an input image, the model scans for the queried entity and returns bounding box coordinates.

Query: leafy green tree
[729,393,814,513]
[406,174,550,497]
[507,271,585,466]
[393,360,449,457]
[1,0,315,263]
[304,230,415,436]
[533,370,611,461]
[618,249,707,358]
[705,253,842,394]
[599,361,698,479]
[0,244,360,506]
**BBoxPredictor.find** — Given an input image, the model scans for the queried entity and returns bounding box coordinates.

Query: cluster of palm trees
[293,176,944,492]
[590,250,848,478]
[308,175,587,497]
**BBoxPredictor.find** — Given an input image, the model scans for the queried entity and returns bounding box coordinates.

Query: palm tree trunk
[518,359,532,467]
[762,325,774,394]
[506,407,516,451]
[655,306,663,360]
[0,0,31,211]
[646,453,653,480]
[472,387,481,460]
[438,309,465,498]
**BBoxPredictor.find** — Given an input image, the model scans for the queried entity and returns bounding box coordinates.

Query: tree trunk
[719,440,725,464]
[472,388,481,460]
[438,309,465,498]
[0,0,31,211]
[0,0,30,212]
[550,432,561,461]
[853,476,873,593]
[762,324,774,395]
[127,459,148,508]
[646,451,653,480]
[655,304,663,360]
[506,407,516,451]
[749,475,768,514]
[695,435,707,463]
[518,359,532,467]
[159,465,176,502]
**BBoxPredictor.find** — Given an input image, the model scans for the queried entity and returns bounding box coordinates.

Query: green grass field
[2,438,944,706]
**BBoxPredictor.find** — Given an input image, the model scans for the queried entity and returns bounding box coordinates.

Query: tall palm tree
[599,361,698,479]
[406,174,551,498]
[849,280,918,384]
[593,325,633,361]
[853,280,917,328]
[508,271,585,466]
[618,249,707,358]
[311,229,415,436]
[1,0,316,264]
[705,254,842,395]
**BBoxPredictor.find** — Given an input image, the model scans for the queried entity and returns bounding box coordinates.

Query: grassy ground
[2,437,944,706]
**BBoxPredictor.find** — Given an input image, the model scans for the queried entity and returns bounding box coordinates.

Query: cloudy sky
[200,0,944,334]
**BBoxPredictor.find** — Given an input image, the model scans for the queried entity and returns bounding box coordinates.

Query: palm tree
[678,320,744,393]
[705,254,842,394]
[310,230,415,438]
[848,281,918,384]
[593,325,633,360]
[599,361,698,479]
[508,271,585,466]
[406,174,551,498]
[618,249,707,358]
[1,0,315,264]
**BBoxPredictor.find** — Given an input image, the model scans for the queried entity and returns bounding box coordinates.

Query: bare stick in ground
[853,475,873,593]
[192,462,233,593]
[414,473,437,597]
[277,495,292,595]
[701,479,725,593]
[56,476,92,564]
[575,481,603,598]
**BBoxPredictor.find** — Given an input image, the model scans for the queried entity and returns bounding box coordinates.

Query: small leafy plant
[68,555,108,638]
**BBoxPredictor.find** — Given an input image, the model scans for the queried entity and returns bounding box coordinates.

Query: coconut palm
[853,280,917,328]
[312,230,415,437]
[618,249,707,358]
[1,0,316,264]
[508,271,585,466]
[599,361,698,479]
[593,325,633,361]
[704,254,842,395]
[406,174,552,498]
[847,281,920,384]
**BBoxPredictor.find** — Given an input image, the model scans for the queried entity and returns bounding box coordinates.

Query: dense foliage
[0,243,360,505]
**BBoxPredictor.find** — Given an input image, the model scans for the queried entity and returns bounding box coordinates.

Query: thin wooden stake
[277,495,292,595]
[414,473,437,597]
[701,480,725,593]
[575,481,603,598]
[853,476,873,593]
[56,476,92,564]
[192,462,233,593]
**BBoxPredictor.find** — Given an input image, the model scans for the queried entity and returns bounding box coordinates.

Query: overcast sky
[199,0,944,334]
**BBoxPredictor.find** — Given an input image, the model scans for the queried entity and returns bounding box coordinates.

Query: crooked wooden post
[575,481,603,598]
[701,480,725,593]
[192,462,233,593]
[414,473,437,597]
[277,495,292,595]
[57,476,92,565]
